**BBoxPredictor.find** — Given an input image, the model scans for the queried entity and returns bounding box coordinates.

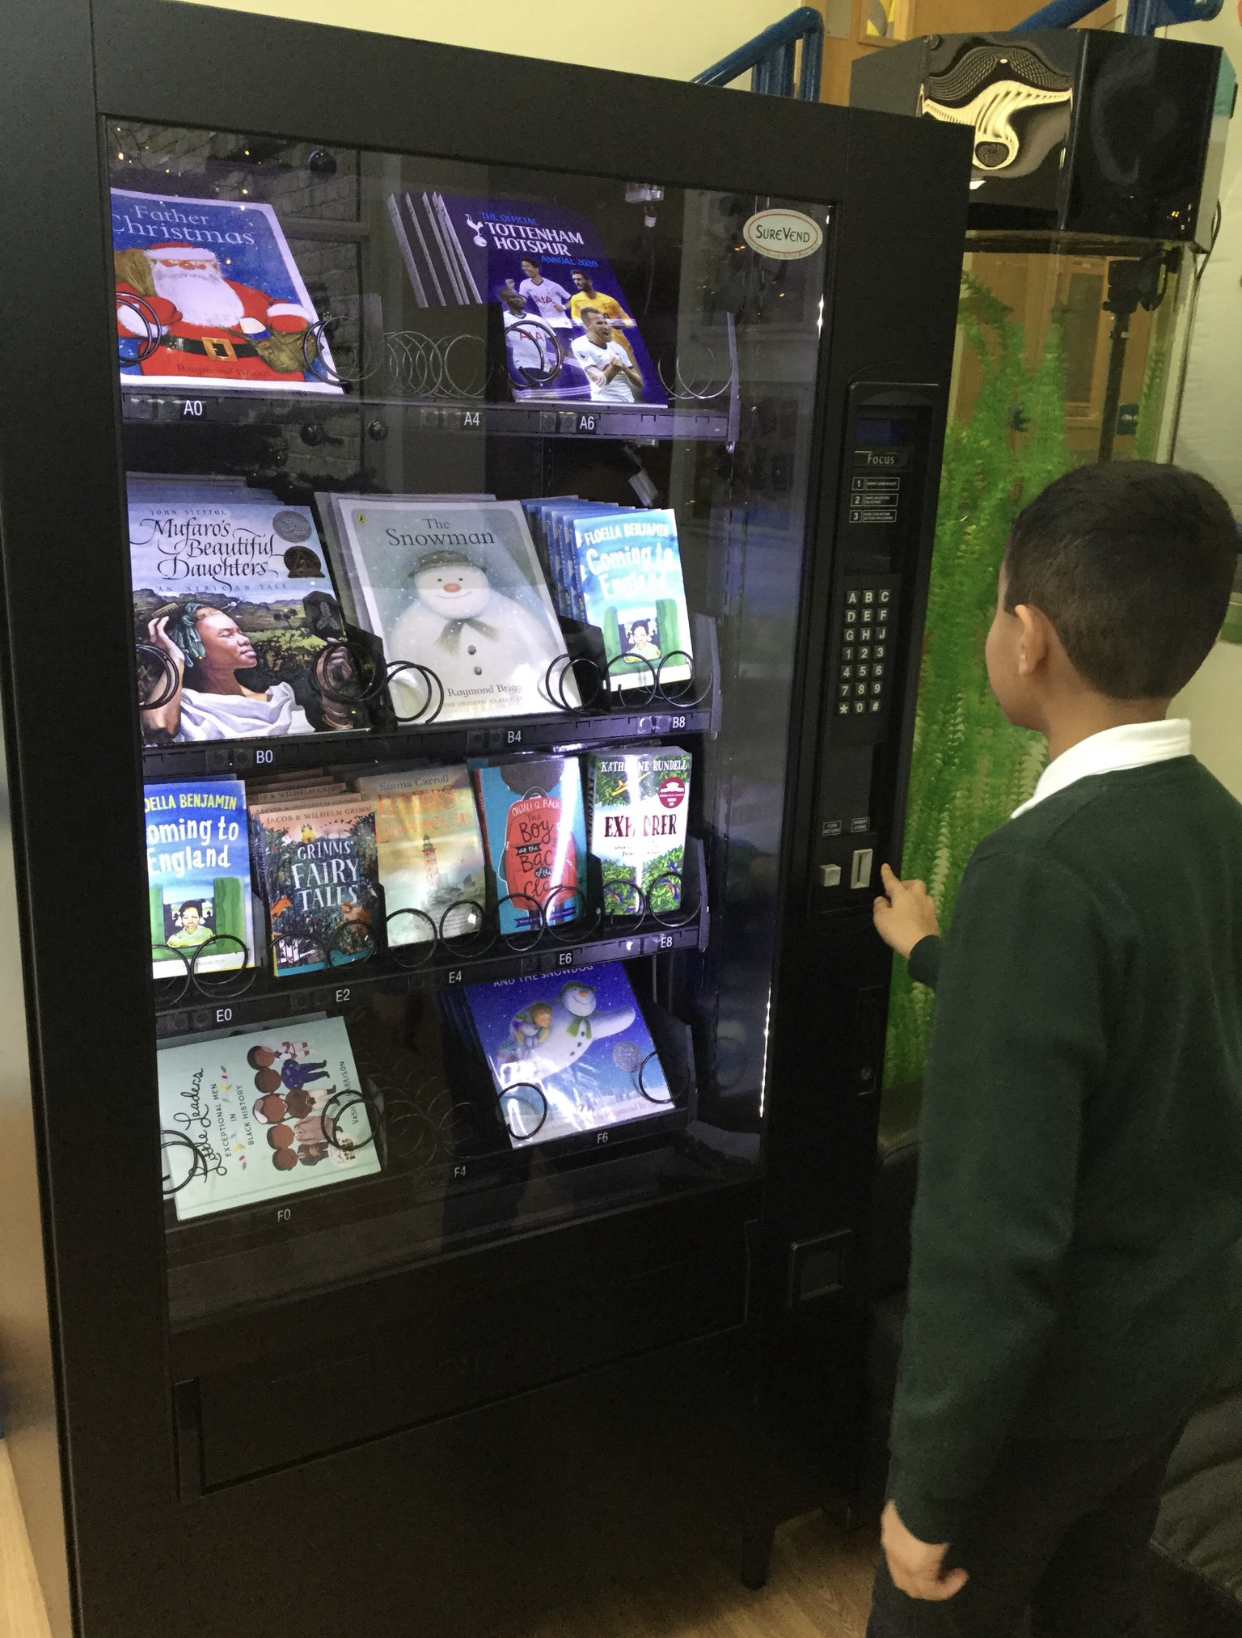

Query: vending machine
[0,3,970,1634]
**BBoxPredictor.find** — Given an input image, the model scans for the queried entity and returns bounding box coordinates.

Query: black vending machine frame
[0,3,970,1634]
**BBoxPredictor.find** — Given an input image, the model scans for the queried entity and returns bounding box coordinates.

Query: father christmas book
[112,188,340,393]
[129,475,353,746]
[319,495,577,723]
[462,963,672,1149]
[158,1016,380,1222]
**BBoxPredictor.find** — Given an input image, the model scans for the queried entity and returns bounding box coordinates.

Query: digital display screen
[855,418,910,447]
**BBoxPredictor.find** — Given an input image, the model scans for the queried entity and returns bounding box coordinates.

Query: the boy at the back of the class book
[868,461,1242,1637]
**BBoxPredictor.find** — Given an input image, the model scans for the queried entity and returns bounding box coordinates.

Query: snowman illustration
[386,549,562,721]
[496,981,634,1089]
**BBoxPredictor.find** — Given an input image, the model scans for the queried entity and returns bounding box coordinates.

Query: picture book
[145,778,255,975]
[112,188,340,394]
[386,190,665,407]
[586,747,692,917]
[251,795,379,976]
[569,507,692,689]
[354,765,486,946]
[470,756,585,935]
[319,495,577,722]
[129,475,354,746]
[462,963,672,1148]
[158,1016,380,1221]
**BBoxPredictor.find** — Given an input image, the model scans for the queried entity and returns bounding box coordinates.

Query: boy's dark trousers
[866,1421,1185,1637]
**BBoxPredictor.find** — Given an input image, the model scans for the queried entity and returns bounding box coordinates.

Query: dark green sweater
[892,756,1242,1543]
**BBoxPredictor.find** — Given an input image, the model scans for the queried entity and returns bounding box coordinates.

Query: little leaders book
[463,963,672,1149]
[251,795,379,976]
[129,475,354,746]
[319,495,577,723]
[145,778,256,976]
[112,188,340,394]
[586,747,692,917]
[568,508,692,690]
[354,765,486,946]
[158,1016,380,1221]
[470,756,585,935]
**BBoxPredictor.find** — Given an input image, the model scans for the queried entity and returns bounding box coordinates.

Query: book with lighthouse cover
[568,507,692,690]
[319,494,577,723]
[145,777,256,976]
[462,963,672,1149]
[157,1016,380,1221]
[353,764,487,946]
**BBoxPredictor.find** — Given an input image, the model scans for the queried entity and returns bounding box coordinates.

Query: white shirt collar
[1011,718,1192,819]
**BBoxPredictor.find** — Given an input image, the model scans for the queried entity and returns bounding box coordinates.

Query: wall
[171,0,789,81]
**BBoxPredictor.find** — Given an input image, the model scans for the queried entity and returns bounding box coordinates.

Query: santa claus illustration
[116,240,319,384]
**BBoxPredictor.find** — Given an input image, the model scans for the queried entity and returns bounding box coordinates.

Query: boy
[869,461,1242,1636]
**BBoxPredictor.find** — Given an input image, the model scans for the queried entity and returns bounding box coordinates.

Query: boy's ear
[1013,602,1052,676]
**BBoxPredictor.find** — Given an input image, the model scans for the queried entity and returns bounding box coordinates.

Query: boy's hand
[873,863,939,959]
[881,1501,968,1601]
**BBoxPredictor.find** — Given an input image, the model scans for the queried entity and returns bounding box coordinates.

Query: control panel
[811,383,938,914]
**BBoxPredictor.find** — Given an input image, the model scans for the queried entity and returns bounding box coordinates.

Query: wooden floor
[0,1442,878,1638]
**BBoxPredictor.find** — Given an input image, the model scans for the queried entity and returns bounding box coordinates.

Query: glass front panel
[883,233,1195,1128]
[108,124,831,1327]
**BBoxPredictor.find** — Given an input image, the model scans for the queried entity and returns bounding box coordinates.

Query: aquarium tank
[850,29,1228,1133]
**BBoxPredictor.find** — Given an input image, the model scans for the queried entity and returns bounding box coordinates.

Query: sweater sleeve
[908,935,942,990]
[889,845,1111,1544]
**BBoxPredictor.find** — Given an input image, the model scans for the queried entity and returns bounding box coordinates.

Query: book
[586,747,692,917]
[251,795,379,976]
[319,495,577,722]
[112,188,340,394]
[470,756,586,935]
[144,778,255,975]
[157,1016,380,1221]
[354,765,486,946]
[386,190,665,407]
[568,507,692,690]
[462,963,672,1148]
[129,476,355,746]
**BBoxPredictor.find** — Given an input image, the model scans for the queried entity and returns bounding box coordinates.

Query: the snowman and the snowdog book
[461,962,676,1150]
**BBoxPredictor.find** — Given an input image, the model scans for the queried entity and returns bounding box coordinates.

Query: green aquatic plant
[884,273,1072,1092]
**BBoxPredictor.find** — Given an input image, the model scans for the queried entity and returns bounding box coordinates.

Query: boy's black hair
[1003,460,1238,700]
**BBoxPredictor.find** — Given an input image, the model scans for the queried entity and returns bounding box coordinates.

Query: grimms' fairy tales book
[145,778,256,975]
[462,963,671,1149]
[252,796,379,976]
[320,495,576,723]
[586,747,692,917]
[129,476,352,746]
[158,1016,380,1221]
[569,508,692,689]
[112,188,339,394]
[354,765,486,946]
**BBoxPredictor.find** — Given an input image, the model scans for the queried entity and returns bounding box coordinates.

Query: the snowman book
[129,475,355,747]
[462,963,673,1150]
[145,777,256,978]
[158,1015,380,1222]
[251,794,380,977]
[319,495,577,723]
[354,764,487,947]
[470,755,587,936]
[568,507,692,690]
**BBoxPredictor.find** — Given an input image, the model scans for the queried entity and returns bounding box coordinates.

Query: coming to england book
[471,756,585,935]
[113,188,340,393]
[158,1016,380,1221]
[463,963,671,1148]
[130,476,355,746]
[354,765,487,946]
[586,747,692,917]
[320,495,576,723]
[252,795,379,976]
[569,508,692,690]
[145,778,256,976]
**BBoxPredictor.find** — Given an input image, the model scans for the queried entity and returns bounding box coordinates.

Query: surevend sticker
[742,208,824,260]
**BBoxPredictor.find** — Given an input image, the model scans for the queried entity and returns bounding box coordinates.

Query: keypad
[836,582,897,719]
